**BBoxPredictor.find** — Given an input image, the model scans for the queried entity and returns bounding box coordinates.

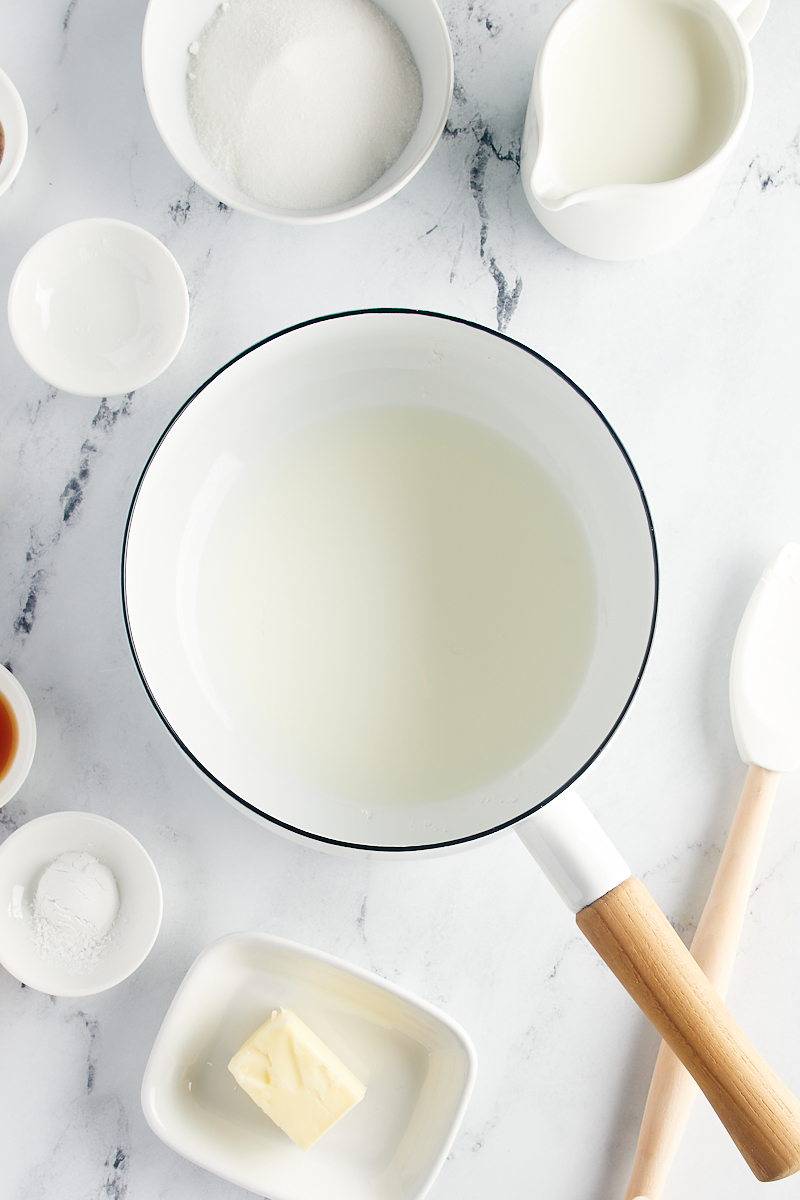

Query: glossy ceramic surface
[7,2,800,1195]
[8,218,189,396]
[0,811,163,997]
[0,67,28,197]
[142,0,454,223]
[521,0,757,259]
[142,930,476,1200]
[123,309,657,852]
[0,663,36,808]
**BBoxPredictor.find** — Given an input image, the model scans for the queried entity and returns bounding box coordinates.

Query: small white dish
[142,931,476,1200]
[141,0,453,223]
[0,664,36,808]
[0,811,163,996]
[0,67,28,196]
[8,218,190,397]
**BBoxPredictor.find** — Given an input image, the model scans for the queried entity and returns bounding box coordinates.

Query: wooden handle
[577,872,800,1183]
[621,764,782,1199]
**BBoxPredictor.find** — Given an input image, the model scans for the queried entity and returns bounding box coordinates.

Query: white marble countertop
[3,1,800,1197]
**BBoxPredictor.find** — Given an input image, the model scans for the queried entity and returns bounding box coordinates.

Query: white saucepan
[123,310,800,1181]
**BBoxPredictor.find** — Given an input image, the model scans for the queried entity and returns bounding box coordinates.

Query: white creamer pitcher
[521,0,768,260]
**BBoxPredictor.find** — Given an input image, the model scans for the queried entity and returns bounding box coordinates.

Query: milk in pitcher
[545,0,738,189]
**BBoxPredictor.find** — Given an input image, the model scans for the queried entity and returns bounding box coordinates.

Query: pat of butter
[228,1007,366,1150]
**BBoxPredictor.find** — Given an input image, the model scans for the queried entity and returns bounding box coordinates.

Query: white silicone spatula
[623,544,800,1200]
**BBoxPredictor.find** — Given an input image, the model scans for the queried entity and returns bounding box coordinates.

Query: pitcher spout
[528,148,582,212]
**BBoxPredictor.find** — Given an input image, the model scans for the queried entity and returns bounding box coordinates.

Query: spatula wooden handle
[622,764,781,1200]
[577,871,800,1183]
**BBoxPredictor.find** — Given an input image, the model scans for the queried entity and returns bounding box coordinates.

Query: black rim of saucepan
[121,308,659,853]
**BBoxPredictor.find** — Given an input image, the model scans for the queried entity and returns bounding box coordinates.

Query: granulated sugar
[186,0,423,209]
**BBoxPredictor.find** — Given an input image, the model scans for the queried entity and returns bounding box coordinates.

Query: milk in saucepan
[546,0,738,189]
[197,406,596,804]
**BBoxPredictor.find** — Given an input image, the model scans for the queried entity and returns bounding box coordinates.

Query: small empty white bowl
[0,811,163,996]
[141,0,453,222]
[0,67,28,196]
[142,931,476,1200]
[0,664,36,808]
[8,218,190,396]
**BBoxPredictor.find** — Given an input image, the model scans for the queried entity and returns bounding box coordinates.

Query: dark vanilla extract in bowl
[0,690,18,781]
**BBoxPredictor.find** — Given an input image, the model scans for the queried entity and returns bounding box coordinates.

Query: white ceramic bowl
[0,67,28,197]
[0,664,36,808]
[0,811,163,996]
[8,218,190,397]
[142,931,476,1200]
[141,0,453,222]
[123,310,657,854]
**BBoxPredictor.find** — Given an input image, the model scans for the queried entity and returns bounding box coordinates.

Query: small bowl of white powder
[0,811,163,997]
[142,0,453,221]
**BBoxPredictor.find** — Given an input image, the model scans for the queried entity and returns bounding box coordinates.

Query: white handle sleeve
[516,789,631,913]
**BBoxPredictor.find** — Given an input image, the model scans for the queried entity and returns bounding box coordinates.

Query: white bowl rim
[141,0,455,224]
[0,809,164,996]
[0,664,36,808]
[141,927,477,1200]
[121,308,659,853]
[7,217,190,397]
[0,66,29,197]
[531,0,754,205]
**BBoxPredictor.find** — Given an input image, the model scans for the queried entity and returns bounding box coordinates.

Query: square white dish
[142,931,476,1200]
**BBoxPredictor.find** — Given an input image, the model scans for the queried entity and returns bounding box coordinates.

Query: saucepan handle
[516,791,800,1182]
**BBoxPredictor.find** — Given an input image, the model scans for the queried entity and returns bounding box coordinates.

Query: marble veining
[3,1,800,1199]
[443,81,524,331]
[8,394,134,643]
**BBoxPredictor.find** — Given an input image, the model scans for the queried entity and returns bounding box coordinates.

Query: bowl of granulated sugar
[142,0,453,222]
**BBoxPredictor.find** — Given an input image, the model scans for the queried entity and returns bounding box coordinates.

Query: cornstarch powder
[186,0,423,209]
[31,851,120,973]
